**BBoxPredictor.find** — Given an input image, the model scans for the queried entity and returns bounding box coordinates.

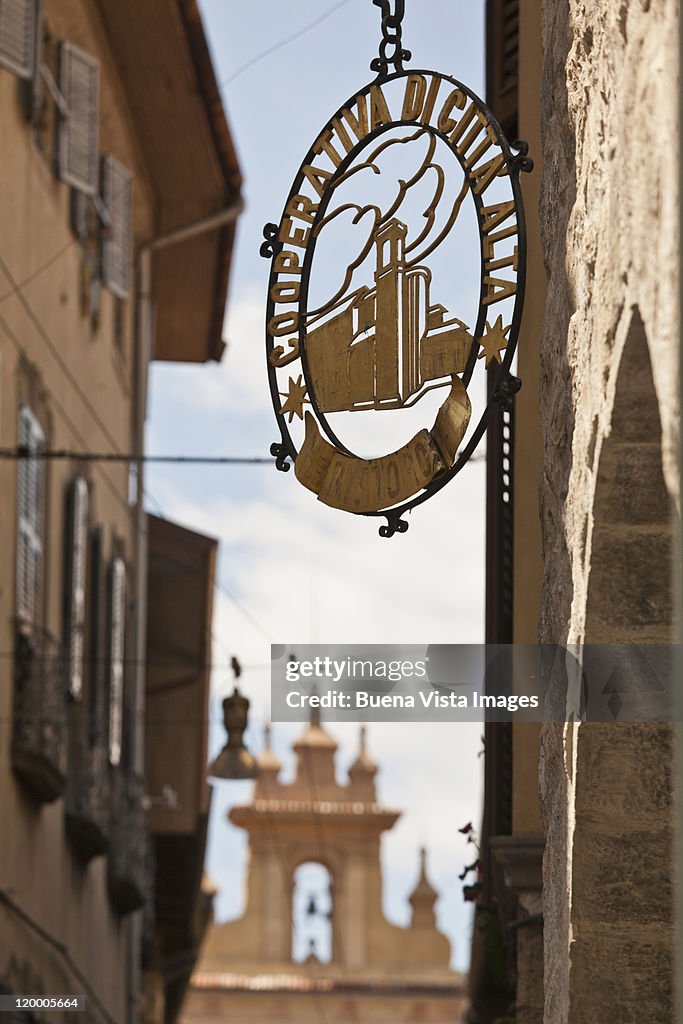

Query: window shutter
[88,526,105,744]
[101,155,133,301]
[57,41,99,196]
[16,405,44,628]
[65,476,88,699]
[108,556,126,766]
[0,0,37,80]
[486,0,519,138]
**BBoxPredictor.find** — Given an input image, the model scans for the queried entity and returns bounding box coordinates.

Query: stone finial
[348,726,378,802]
[309,685,321,727]
[254,722,282,788]
[409,845,438,928]
[350,726,377,773]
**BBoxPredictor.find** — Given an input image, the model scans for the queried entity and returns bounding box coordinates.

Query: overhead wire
[218,0,354,88]
[0,265,276,652]
[0,238,78,305]
[0,448,276,463]
[0,253,134,461]
[0,310,131,515]
[0,447,485,464]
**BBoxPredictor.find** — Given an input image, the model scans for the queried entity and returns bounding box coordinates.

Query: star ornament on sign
[279,374,309,423]
[477,316,512,366]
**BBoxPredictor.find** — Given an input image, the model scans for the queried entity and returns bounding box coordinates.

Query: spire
[254,723,282,797]
[409,847,439,929]
[309,700,321,728]
[348,727,378,802]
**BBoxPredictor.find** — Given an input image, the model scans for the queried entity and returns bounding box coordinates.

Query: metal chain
[370,0,412,77]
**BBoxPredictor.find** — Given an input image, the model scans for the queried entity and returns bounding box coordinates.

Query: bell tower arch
[194,715,455,989]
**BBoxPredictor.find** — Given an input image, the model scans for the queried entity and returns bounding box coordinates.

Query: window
[16,404,45,630]
[0,0,38,80]
[87,526,105,744]
[64,475,88,699]
[57,40,99,195]
[101,155,133,301]
[108,556,126,766]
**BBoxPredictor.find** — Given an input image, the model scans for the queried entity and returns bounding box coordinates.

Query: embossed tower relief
[181,719,466,1022]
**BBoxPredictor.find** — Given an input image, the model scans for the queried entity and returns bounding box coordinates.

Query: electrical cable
[0,448,275,463]
[0,285,276,645]
[0,312,131,515]
[0,238,78,305]
[0,254,133,460]
[0,447,485,464]
[218,0,354,87]
[0,890,117,1024]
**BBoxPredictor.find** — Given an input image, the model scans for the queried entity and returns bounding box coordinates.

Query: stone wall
[537,0,679,1021]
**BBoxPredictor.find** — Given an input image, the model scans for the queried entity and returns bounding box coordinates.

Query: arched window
[291,862,333,964]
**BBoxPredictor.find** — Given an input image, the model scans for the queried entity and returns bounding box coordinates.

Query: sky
[146,0,487,974]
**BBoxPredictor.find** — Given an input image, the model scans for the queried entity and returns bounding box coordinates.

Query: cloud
[149,286,270,418]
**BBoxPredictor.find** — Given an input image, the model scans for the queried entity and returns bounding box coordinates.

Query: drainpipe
[129,194,244,1024]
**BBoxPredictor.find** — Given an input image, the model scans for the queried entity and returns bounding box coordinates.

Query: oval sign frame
[264,68,531,537]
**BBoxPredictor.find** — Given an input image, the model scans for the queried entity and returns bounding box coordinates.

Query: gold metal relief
[264,41,531,534]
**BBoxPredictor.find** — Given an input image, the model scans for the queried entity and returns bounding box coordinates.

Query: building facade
[0,2,241,1021]
[180,719,466,1023]
[474,1,679,1022]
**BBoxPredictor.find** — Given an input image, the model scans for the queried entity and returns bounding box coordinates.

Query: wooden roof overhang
[96,0,242,362]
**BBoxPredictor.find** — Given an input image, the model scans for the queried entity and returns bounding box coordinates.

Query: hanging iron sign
[263,0,531,536]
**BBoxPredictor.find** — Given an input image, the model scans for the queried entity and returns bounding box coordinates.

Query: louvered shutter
[16,405,44,628]
[486,0,519,138]
[108,556,126,766]
[57,41,99,195]
[0,0,37,79]
[101,155,133,300]
[65,476,88,699]
[88,526,105,743]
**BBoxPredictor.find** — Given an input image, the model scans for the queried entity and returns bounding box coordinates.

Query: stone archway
[563,308,675,1022]
[585,307,674,644]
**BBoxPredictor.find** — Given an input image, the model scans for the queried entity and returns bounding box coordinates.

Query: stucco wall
[0,0,155,1017]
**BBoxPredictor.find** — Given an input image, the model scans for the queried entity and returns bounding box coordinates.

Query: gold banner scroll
[295,377,471,513]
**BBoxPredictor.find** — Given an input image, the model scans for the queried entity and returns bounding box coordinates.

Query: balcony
[65,740,110,861]
[108,771,151,915]
[12,627,67,803]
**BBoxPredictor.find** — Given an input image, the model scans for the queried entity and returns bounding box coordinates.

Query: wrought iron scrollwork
[260,223,281,259]
[270,441,292,473]
[379,509,410,538]
[510,139,534,174]
[370,0,411,77]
